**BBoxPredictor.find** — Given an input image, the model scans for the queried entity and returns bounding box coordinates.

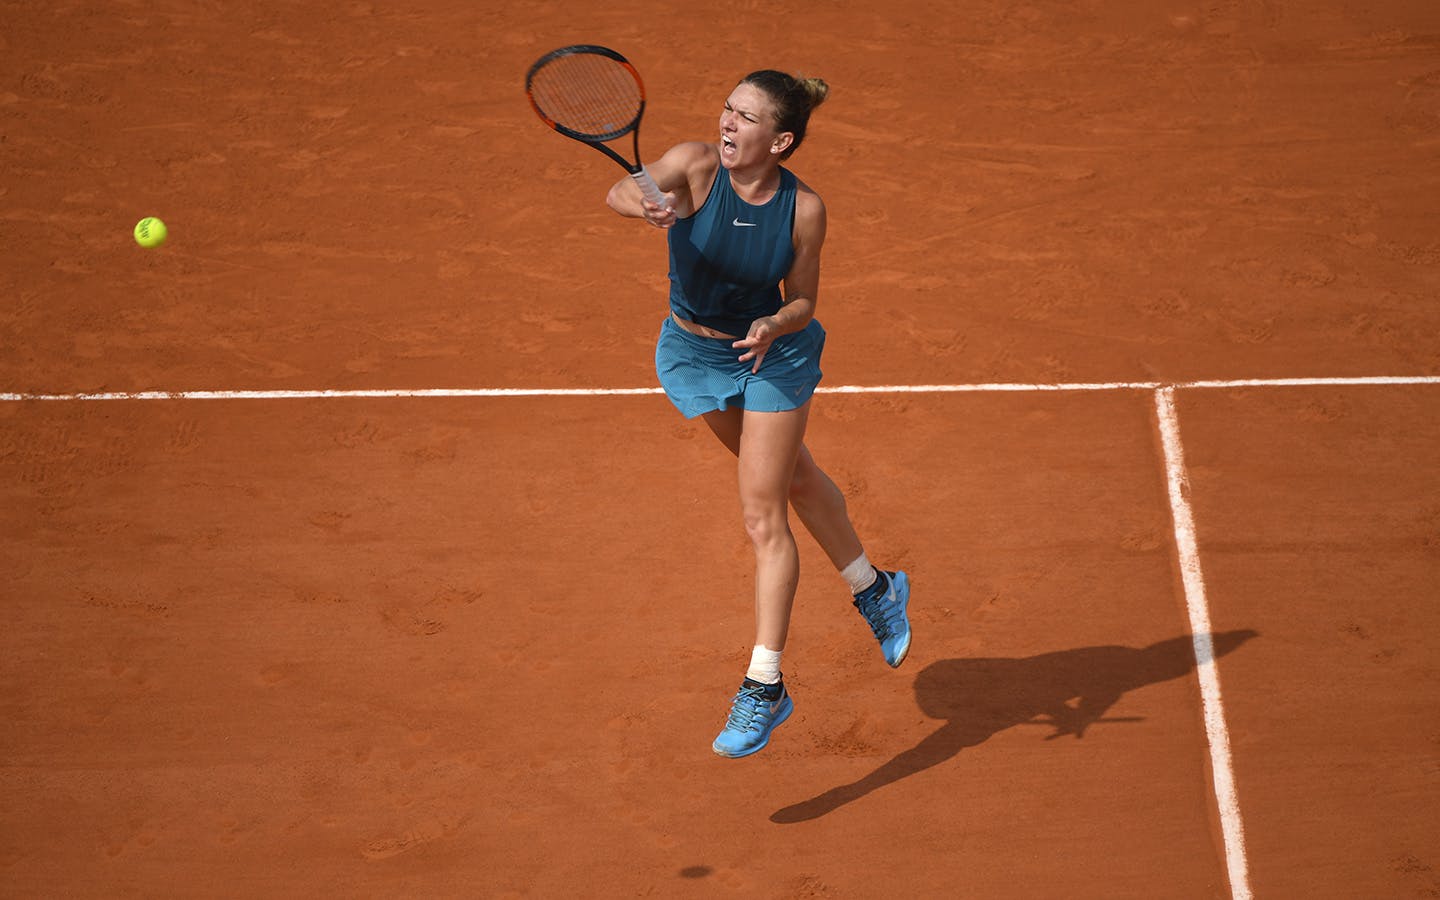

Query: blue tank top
[667,166,798,336]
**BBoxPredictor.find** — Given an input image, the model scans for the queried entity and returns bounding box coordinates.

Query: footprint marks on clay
[101,822,163,859]
[167,418,202,454]
[380,585,484,638]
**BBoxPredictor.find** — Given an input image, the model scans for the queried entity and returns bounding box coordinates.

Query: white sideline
[1154,386,1251,900]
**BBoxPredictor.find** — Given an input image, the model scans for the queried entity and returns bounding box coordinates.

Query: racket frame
[524,44,669,207]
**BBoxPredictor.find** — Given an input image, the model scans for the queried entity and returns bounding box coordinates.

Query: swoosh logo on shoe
[732,218,758,227]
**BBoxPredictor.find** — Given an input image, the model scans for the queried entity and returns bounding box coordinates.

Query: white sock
[841,554,879,595]
[746,645,783,685]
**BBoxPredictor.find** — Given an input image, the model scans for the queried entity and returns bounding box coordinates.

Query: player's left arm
[734,183,827,371]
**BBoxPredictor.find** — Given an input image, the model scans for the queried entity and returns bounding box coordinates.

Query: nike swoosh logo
[732,218,758,227]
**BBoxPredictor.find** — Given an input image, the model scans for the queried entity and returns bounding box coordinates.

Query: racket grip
[633,166,670,209]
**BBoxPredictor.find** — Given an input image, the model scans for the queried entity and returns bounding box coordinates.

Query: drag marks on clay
[1319,30,1440,60]
[305,104,352,121]
[402,430,459,465]
[952,155,1097,184]
[1294,397,1350,423]
[307,509,353,531]
[1420,505,1440,557]
[1220,317,1277,346]
[248,28,304,47]
[81,593,171,621]
[292,587,351,606]
[214,815,260,847]
[380,606,446,637]
[1118,527,1166,554]
[1377,240,1440,267]
[1278,256,1338,289]
[806,715,884,758]
[0,291,39,331]
[1338,620,1405,667]
[331,418,384,449]
[1390,854,1440,897]
[15,64,110,107]
[785,873,838,897]
[360,816,469,861]
[681,865,751,893]
[255,664,291,687]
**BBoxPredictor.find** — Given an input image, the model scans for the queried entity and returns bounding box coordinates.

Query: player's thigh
[737,404,811,505]
[700,407,744,457]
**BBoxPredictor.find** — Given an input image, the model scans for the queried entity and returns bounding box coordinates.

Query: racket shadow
[770,629,1260,824]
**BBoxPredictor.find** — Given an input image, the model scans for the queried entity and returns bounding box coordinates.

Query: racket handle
[633,166,670,209]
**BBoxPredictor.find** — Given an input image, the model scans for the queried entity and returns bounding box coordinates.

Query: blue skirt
[654,317,826,418]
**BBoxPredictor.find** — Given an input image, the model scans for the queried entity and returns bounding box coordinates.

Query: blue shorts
[654,317,826,418]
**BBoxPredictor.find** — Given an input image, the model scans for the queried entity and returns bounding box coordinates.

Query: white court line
[1154,386,1252,900]
[2,374,1437,401]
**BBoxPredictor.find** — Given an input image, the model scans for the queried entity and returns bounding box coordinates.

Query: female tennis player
[606,69,912,758]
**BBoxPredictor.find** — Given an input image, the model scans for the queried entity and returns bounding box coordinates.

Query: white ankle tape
[746,646,783,685]
[841,554,878,594]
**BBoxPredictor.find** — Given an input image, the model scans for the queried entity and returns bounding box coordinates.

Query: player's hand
[734,317,780,373]
[641,197,676,229]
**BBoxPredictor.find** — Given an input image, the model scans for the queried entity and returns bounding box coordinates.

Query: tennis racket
[524,44,669,208]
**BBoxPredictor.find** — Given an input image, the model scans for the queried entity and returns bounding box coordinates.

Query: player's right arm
[606,141,717,228]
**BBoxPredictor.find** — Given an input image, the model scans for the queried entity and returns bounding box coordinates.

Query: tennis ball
[134,216,168,248]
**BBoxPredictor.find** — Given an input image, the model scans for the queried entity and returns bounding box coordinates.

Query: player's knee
[741,501,790,548]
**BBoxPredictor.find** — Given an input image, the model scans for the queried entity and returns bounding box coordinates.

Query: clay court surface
[3,1,1439,897]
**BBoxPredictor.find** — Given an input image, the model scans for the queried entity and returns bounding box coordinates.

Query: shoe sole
[711,696,794,759]
[887,571,912,668]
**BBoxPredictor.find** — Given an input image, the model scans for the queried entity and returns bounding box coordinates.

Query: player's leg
[700,408,912,668]
[700,403,810,657]
[789,445,913,668]
[699,411,858,567]
[734,403,809,652]
[704,403,806,757]
[786,444,863,569]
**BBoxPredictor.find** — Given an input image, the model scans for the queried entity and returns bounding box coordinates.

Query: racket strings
[529,54,643,140]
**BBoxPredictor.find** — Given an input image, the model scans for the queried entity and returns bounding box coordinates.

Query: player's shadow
[771,630,1259,824]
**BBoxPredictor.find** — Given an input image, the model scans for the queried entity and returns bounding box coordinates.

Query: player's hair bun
[799,77,829,111]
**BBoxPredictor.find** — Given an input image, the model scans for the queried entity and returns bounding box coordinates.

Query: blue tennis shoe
[712,678,793,758]
[853,570,912,667]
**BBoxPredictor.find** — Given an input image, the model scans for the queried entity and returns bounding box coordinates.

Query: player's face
[719,83,790,168]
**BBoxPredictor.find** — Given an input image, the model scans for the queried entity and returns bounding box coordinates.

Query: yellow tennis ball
[134,217,168,248]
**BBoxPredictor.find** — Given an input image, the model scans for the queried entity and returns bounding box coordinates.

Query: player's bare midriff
[671,312,739,340]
